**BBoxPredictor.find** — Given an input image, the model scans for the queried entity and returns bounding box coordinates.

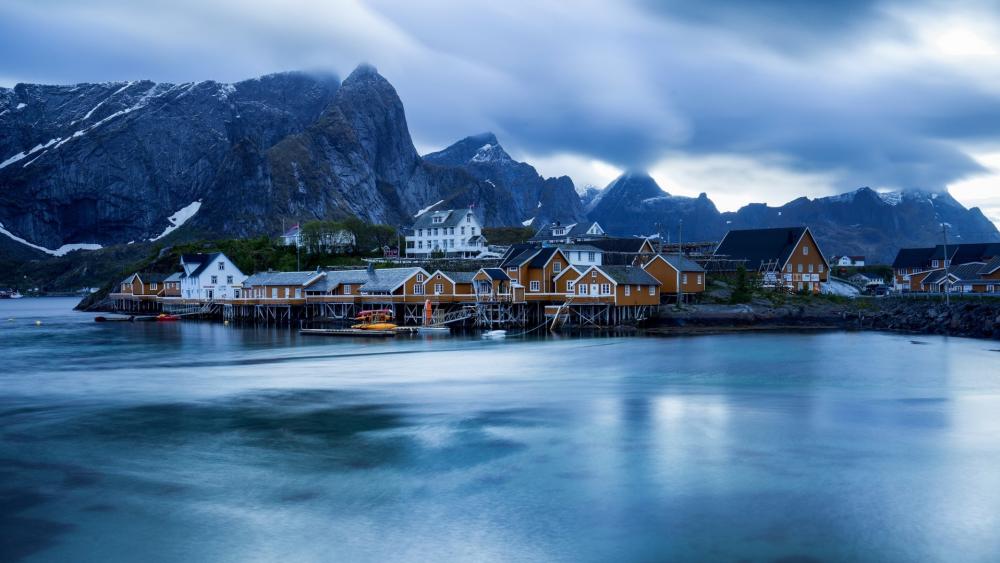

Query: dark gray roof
[306,269,371,292]
[983,256,1000,275]
[181,252,223,279]
[921,269,949,285]
[587,238,651,253]
[597,265,660,286]
[244,271,325,287]
[480,268,510,281]
[528,247,561,268]
[358,267,426,293]
[714,227,814,270]
[501,247,540,268]
[656,254,705,273]
[438,271,477,284]
[530,221,605,241]
[138,272,170,284]
[412,209,475,230]
[949,262,987,282]
[892,247,935,269]
[930,243,1000,264]
[558,244,602,252]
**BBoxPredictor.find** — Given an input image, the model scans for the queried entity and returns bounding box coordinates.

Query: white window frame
[649,285,656,295]
[600,283,611,295]
[530,280,541,292]
[578,284,588,295]
[553,262,562,273]
[624,285,631,296]
[682,274,688,284]
[415,273,425,282]
[803,246,809,256]
[567,281,575,292]
[434,283,444,295]
[413,283,424,295]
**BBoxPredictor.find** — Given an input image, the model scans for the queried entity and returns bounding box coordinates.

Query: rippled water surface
[3,298,1000,562]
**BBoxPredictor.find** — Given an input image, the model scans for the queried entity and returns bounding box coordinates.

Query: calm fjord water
[2,298,1000,562]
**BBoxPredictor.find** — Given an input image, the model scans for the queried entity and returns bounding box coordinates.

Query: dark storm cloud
[2,0,1000,195]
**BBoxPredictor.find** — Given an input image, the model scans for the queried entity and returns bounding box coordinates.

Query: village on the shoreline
[104,207,1000,329]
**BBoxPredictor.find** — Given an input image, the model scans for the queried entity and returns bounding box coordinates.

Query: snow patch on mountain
[877,191,902,206]
[0,222,102,256]
[150,200,202,241]
[414,200,444,217]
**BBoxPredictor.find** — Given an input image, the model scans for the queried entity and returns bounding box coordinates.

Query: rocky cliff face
[0,72,340,250]
[586,172,726,240]
[586,173,999,261]
[423,132,585,227]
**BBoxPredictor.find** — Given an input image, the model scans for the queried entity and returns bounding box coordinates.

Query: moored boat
[352,309,397,331]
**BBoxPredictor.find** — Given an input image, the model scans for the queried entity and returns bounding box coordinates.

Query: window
[466,214,472,223]
[624,285,631,296]
[530,280,540,292]
[588,252,595,262]
[434,283,444,294]
[553,262,562,273]
[449,227,455,235]
[284,288,290,298]
[418,241,423,249]
[819,265,824,273]
[600,283,611,295]
[786,263,792,273]
[418,229,423,237]
[211,275,218,284]
[413,284,424,295]
[649,285,656,295]
[150,282,158,290]
[932,260,939,268]
[433,228,439,236]
[808,264,814,273]
[567,281,575,292]
[682,274,688,284]
[218,262,225,270]
[271,288,278,298]
[416,273,425,282]
[803,246,809,256]
[471,227,476,235]
[591,271,597,279]
[295,288,301,298]
[508,266,518,272]
[460,226,466,235]
[697,275,703,285]
[433,216,443,224]
[343,284,351,294]
[578,284,588,295]
[226,275,233,284]
[797,264,803,273]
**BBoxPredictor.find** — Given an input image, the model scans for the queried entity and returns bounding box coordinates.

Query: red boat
[156,314,180,322]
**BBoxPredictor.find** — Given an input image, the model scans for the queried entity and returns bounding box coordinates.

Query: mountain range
[1,64,998,265]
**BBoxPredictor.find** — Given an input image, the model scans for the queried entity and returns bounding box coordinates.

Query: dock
[299,327,418,337]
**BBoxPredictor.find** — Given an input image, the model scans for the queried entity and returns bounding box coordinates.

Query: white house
[559,244,603,267]
[179,252,247,300]
[280,224,355,253]
[406,208,487,258]
[833,255,866,267]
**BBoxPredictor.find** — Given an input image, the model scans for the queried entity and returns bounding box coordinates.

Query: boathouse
[713,227,829,293]
[641,254,706,299]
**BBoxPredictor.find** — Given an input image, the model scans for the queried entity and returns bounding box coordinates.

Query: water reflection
[2,299,1000,562]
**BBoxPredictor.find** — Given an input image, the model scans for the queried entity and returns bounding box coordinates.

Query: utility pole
[676,219,683,306]
[942,223,950,306]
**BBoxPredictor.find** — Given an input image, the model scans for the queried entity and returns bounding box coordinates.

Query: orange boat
[156,314,180,322]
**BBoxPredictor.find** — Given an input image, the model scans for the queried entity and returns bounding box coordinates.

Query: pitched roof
[930,243,1000,264]
[306,269,371,292]
[138,272,170,284]
[164,272,183,283]
[714,227,810,270]
[181,252,224,279]
[892,247,935,269]
[500,246,541,268]
[554,263,585,280]
[983,256,1000,275]
[594,265,660,286]
[528,247,562,268]
[921,269,949,285]
[437,271,478,284]
[358,267,426,293]
[557,244,602,252]
[480,268,510,281]
[412,209,475,229]
[530,221,604,241]
[587,238,651,253]
[948,262,988,282]
[652,254,705,273]
[243,271,325,287]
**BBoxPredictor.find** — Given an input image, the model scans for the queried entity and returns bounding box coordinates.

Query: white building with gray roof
[406,208,487,258]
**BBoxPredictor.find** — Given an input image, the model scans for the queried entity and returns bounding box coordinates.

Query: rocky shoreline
[653,298,1000,340]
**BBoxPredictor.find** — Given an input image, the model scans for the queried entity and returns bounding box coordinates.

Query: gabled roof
[530,221,605,241]
[714,227,818,270]
[983,256,1000,275]
[243,271,325,287]
[120,273,138,285]
[434,270,478,284]
[948,262,988,282]
[165,272,183,283]
[479,268,510,281]
[181,252,223,279]
[554,263,585,280]
[306,269,371,292]
[921,269,949,285]
[557,244,602,252]
[139,272,170,284]
[930,243,1000,265]
[412,209,475,229]
[586,237,652,253]
[646,254,705,273]
[528,247,566,268]
[358,267,427,293]
[585,265,660,286]
[500,246,541,268]
[892,247,935,269]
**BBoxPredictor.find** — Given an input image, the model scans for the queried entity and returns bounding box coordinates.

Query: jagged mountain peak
[422,132,510,166]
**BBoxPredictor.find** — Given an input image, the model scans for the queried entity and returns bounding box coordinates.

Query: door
[590,283,598,296]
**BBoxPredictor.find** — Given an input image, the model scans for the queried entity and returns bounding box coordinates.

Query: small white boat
[482,329,507,339]
[417,326,450,334]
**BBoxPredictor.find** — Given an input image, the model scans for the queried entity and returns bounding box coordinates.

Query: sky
[2,0,1000,223]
